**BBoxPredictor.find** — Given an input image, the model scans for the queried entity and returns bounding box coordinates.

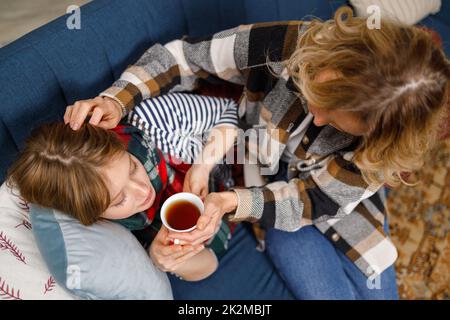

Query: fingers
[182,173,201,197]
[167,193,223,242]
[188,223,218,246]
[173,245,204,265]
[157,226,201,256]
[65,96,122,130]
[64,106,73,124]
[155,225,170,245]
[88,107,104,126]
[190,182,208,200]
[200,186,208,201]
[189,235,211,246]
[163,245,205,272]
[96,117,120,130]
[190,186,201,197]
[156,225,169,238]
[69,100,96,130]
[165,244,202,259]
[160,244,183,256]
[171,238,188,246]
[183,166,210,199]
[170,246,198,260]
[183,176,192,193]
[168,230,201,243]
[167,219,214,243]
[196,214,211,230]
[154,243,205,272]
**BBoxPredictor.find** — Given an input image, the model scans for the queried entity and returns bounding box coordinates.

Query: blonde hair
[286,6,450,187]
[7,122,126,225]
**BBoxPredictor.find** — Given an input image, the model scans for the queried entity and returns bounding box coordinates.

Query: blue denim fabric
[265,224,399,300]
[265,161,399,300]
[169,223,295,300]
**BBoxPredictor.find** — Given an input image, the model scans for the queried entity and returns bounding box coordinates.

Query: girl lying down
[7,93,239,281]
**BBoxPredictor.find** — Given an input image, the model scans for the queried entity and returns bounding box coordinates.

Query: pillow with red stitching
[0,182,75,300]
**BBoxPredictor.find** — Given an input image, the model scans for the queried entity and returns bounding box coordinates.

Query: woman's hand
[149,226,205,273]
[168,191,238,245]
[64,96,123,130]
[183,164,211,200]
[183,125,238,200]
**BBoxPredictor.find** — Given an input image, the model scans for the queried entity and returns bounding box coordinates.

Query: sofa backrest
[0,0,350,183]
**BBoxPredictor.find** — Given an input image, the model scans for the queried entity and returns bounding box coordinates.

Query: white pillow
[0,183,75,300]
[350,0,441,25]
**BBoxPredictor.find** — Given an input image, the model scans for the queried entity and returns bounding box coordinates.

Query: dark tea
[165,200,201,231]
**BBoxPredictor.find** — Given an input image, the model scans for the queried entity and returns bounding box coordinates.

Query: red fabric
[111,124,132,146]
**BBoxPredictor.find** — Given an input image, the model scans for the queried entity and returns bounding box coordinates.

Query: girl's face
[100,151,155,220]
[307,70,368,136]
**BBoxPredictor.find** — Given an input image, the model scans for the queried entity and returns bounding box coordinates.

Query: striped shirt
[128,92,238,163]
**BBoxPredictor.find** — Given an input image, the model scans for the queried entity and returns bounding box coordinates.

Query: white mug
[160,192,204,233]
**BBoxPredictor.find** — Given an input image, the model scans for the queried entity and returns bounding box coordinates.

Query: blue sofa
[0,0,448,299]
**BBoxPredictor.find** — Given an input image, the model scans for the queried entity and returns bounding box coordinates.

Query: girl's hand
[168,192,238,246]
[183,164,211,200]
[149,226,204,273]
[64,96,123,130]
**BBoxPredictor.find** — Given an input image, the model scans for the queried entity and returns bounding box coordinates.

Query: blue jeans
[169,223,295,299]
[264,161,399,300]
[265,224,399,300]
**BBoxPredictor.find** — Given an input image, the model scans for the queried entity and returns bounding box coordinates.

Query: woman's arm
[168,152,384,244]
[65,21,308,130]
[230,152,383,231]
[99,21,308,115]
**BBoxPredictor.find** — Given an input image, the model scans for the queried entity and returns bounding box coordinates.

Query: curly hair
[286,6,450,187]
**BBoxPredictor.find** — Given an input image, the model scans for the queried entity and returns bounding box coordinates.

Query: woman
[65,7,450,299]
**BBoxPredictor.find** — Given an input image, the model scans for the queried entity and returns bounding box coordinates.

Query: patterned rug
[387,138,449,300]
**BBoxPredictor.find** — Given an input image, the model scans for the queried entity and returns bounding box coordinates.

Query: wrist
[192,161,215,173]
[218,191,238,213]
[104,96,126,118]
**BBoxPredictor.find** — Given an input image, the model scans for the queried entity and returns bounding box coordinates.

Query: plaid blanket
[109,123,233,259]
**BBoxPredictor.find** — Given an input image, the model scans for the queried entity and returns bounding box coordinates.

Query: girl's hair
[287,6,450,187]
[7,122,126,225]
